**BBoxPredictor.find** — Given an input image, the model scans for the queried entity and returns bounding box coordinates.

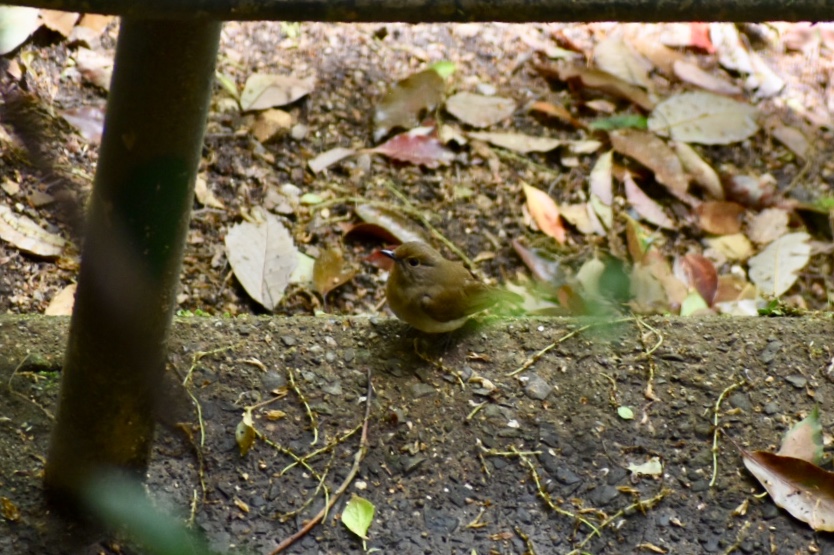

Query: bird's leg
[412,337,465,389]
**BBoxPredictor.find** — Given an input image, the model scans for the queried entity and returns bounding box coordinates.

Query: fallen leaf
[779,407,823,465]
[560,202,604,236]
[589,151,614,230]
[726,174,777,209]
[672,60,741,96]
[59,105,105,144]
[342,494,375,540]
[529,100,584,128]
[771,125,811,161]
[710,23,753,74]
[240,73,315,112]
[623,172,676,230]
[706,233,754,261]
[549,63,655,110]
[45,283,76,316]
[675,253,718,305]
[373,68,447,142]
[696,201,745,235]
[354,204,430,244]
[648,91,758,145]
[512,239,564,283]
[194,175,224,209]
[39,10,78,37]
[671,142,723,199]
[714,274,756,304]
[523,183,566,243]
[627,28,686,75]
[73,47,114,91]
[746,50,785,99]
[610,129,689,196]
[235,409,256,456]
[368,126,455,168]
[224,210,298,310]
[747,208,789,245]
[748,232,811,297]
[0,203,66,257]
[445,92,515,128]
[741,449,834,531]
[313,247,356,297]
[0,6,40,55]
[628,457,663,477]
[467,131,561,153]
[593,33,653,90]
[308,147,356,174]
[250,108,293,143]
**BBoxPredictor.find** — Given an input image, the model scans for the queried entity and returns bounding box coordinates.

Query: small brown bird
[381,242,521,333]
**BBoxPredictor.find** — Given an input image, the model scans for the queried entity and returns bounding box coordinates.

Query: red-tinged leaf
[368,127,455,168]
[696,201,745,235]
[689,23,715,53]
[675,253,717,305]
[313,247,356,297]
[778,407,823,465]
[522,183,566,243]
[354,204,430,245]
[623,173,676,230]
[741,448,834,531]
[372,68,446,142]
[511,239,563,283]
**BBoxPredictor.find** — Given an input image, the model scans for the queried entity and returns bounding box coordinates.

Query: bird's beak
[381,248,396,260]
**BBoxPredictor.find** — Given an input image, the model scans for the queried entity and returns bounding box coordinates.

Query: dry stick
[635,318,663,400]
[710,379,746,488]
[287,367,319,446]
[269,367,373,555]
[507,317,634,377]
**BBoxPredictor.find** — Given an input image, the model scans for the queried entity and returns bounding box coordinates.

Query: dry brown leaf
[671,142,723,199]
[445,92,515,128]
[610,129,689,196]
[648,91,758,145]
[313,247,356,297]
[675,253,718,305]
[672,60,741,96]
[623,173,675,230]
[559,202,604,236]
[529,100,585,128]
[771,125,811,160]
[593,33,653,90]
[748,232,811,297]
[778,408,823,465]
[706,233,753,261]
[373,68,445,141]
[251,108,293,143]
[549,64,655,111]
[467,131,561,154]
[240,73,315,112]
[747,208,789,245]
[696,201,745,235]
[522,183,566,243]
[194,175,224,209]
[45,283,76,316]
[39,10,78,37]
[0,203,66,258]
[742,449,834,531]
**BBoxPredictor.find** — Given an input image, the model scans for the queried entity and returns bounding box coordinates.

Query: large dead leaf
[45,283,76,316]
[747,208,789,245]
[240,73,315,112]
[522,183,566,243]
[445,92,515,128]
[560,203,604,236]
[0,6,40,55]
[742,449,834,531]
[467,131,561,153]
[372,68,446,142]
[672,60,741,96]
[0,203,66,258]
[550,64,655,111]
[369,126,455,168]
[610,129,689,196]
[39,10,78,37]
[696,201,744,235]
[671,142,723,199]
[589,151,614,229]
[748,232,811,297]
[623,172,676,230]
[593,34,653,90]
[648,92,758,145]
[354,204,430,244]
[313,247,356,297]
[224,210,298,310]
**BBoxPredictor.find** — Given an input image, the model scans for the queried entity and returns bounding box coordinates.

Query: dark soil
[2,314,834,554]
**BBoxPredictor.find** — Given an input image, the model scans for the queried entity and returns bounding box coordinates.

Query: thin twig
[269,367,374,555]
[710,379,745,487]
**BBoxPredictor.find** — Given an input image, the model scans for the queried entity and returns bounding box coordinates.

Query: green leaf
[680,291,708,316]
[779,406,823,465]
[589,114,647,131]
[617,406,634,420]
[342,494,375,540]
[429,60,456,80]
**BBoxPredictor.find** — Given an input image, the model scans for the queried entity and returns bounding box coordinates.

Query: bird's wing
[420,284,516,322]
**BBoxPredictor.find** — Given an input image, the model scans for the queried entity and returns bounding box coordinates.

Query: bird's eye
[408,258,420,267]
